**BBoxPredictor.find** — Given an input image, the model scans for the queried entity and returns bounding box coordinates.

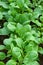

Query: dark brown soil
[39,54,43,65]
[0,35,9,45]
[0,35,10,63]
[0,19,6,28]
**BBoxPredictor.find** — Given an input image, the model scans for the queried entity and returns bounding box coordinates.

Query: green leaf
[18,13,31,24]
[32,20,41,27]
[12,47,23,62]
[7,22,16,32]
[16,23,24,37]
[6,59,16,65]
[0,0,42,65]
[23,61,39,65]
[25,41,38,53]
[29,51,38,60]
[24,24,31,32]
[15,38,23,48]
[8,0,14,2]
[0,62,5,65]
[0,12,3,20]
[24,51,38,61]
[16,0,24,8]
[0,2,9,9]
[33,7,41,18]
[40,16,43,22]
[0,27,10,35]
[38,47,43,54]
[0,45,5,50]
[25,0,31,6]
[0,52,6,60]
[3,38,13,50]
[3,38,13,46]
[24,32,35,42]
[7,50,12,57]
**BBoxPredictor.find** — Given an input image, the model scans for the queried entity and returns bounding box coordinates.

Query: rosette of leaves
[0,0,43,65]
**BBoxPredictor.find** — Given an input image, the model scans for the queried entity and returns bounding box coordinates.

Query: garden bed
[0,0,43,65]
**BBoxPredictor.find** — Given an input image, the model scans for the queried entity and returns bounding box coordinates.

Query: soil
[0,19,6,28]
[39,54,43,65]
[0,35,10,63]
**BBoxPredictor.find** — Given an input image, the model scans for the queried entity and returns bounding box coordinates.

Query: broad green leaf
[12,47,22,56]
[24,32,36,42]
[41,36,43,43]
[12,47,23,62]
[6,59,16,65]
[6,15,14,22]
[3,38,13,50]
[16,23,31,38]
[0,62,5,65]
[15,38,23,48]
[40,16,43,22]
[18,13,32,24]
[0,12,3,20]
[23,61,39,65]
[24,4,33,12]
[24,24,31,32]
[3,22,8,27]
[0,27,10,35]
[38,47,43,54]
[31,30,40,37]
[25,42,38,53]
[16,0,24,8]
[24,51,38,61]
[33,7,41,18]
[3,38,13,46]
[7,22,16,32]
[0,2,9,9]
[0,45,5,50]
[0,52,6,60]
[25,0,31,5]
[29,51,38,60]
[16,23,25,37]
[8,0,14,2]
[23,20,30,24]
[8,9,17,17]
[32,20,41,27]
